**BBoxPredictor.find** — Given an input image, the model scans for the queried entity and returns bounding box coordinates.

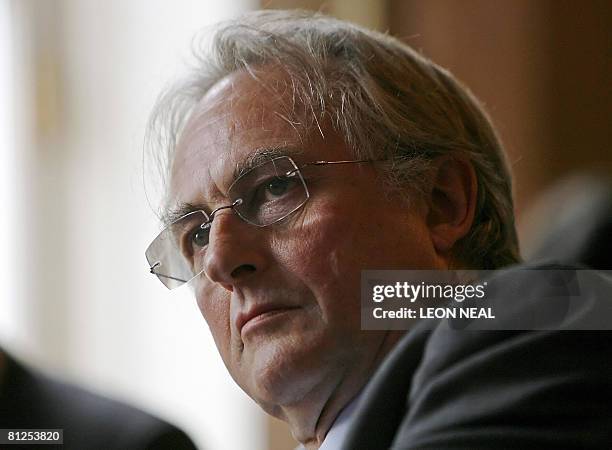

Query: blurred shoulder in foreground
[0,351,197,450]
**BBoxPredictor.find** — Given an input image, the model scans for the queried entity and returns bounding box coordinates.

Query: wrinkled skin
[168,69,472,447]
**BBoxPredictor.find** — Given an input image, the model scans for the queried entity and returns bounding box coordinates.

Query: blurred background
[0,1,609,449]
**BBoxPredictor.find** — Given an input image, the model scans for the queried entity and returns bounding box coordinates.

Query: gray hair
[147,9,520,269]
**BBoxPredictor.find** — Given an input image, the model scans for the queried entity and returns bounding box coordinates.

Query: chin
[242,337,330,407]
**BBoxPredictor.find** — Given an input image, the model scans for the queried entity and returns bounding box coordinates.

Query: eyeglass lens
[145,156,309,289]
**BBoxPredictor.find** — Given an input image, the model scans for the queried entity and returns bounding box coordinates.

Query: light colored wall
[2,1,268,449]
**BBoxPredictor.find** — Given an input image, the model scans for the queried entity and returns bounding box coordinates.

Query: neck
[281,330,405,449]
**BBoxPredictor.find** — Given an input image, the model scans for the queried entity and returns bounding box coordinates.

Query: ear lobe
[426,157,478,257]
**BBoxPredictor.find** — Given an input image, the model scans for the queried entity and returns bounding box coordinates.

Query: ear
[426,156,478,258]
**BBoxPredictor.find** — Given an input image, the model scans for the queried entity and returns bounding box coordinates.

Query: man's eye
[191,223,210,248]
[266,177,291,197]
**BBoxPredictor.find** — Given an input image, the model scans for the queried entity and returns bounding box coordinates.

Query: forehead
[167,68,349,215]
[169,70,304,204]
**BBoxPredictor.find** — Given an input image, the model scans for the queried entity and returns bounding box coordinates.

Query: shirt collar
[318,392,362,450]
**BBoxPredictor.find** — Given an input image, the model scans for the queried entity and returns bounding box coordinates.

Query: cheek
[274,205,347,277]
[272,203,363,318]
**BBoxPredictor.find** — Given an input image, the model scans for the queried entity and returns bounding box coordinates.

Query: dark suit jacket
[342,265,612,449]
[0,355,197,450]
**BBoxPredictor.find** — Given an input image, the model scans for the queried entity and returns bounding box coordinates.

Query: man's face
[169,70,443,414]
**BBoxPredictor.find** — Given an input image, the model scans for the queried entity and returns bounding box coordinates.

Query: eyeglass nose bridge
[201,198,244,229]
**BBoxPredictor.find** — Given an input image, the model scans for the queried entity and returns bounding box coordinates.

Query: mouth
[236,304,300,338]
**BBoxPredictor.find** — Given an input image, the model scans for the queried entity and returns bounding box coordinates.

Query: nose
[201,209,268,291]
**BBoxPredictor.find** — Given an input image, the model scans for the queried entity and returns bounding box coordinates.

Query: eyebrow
[162,202,206,226]
[234,145,302,178]
[162,145,303,226]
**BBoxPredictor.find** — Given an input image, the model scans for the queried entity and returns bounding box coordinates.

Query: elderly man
[145,10,612,450]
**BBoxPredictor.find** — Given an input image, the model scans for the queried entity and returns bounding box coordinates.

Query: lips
[235,303,299,336]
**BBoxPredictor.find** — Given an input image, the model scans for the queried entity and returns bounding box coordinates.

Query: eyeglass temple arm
[285,158,388,176]
[303,158,384,167]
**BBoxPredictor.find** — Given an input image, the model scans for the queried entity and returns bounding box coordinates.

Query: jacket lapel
[341,322,432,450]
